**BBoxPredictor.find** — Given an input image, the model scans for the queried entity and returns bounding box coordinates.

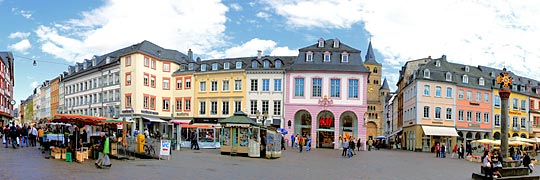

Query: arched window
[479,77,485,86]
[424,69,430,78]
[373,67,378,73]
[445,72,452,81]
[435,60,440,67]
[306,52,313,62]
[251,61,258,68]
[463,75,469,83]
[263,60,270,68]
[275,60,282,68]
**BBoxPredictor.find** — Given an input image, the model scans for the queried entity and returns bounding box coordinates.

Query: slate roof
[219,111,257,125]
[364,40,380,65]
[381,78,390,90]
[172,56,296,75]
[478,65,540,97]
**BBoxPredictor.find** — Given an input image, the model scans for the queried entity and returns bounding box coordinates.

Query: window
[188,63,194,70]
[312,78,322,97]
[234,80,242,91]
[222,101,229,115]
[435,107,441,119]
[348,79,359,98]
[143,74,149,86]
[262,100,269,114]
[251,61,258,68]
[318,39,324,47]
[484,93,489,103]
[126,56,131,67]
[200,81,206,92]
[435,86,441,97]
[250,100,257,114]
[224,62,230,70]
[185,99,191,111]
[163,78,170,90]
[274,79,282,91]
[521,100,526,111]
[235,62,242,69]
[144,57,149,67]
[462,75,468,83]
[201,64,207,71]
[521,118,526,128]
[495,115,500,126]
[294,78,305,97]
[445,72,452,81]
[263,61,270,68]
[484,113,489,123]
[476,92,481,102]
[512,98,518,110]
[199,101,206,115]
[458,89,464,99]
[251,79,258,91]
[306,52,313,62]
[222,80,229,91]
[446,108,452,120]
[479,77,485,86]
[185,78,191,89]
[125,73,131,86]
[163,63,170,72]
[458,110,464,121]
[466,91,472,101]
[324,52,331,62]
[262,79,269,91]
[150,75,156,88]
[180,64,186,71]
[341,52,349,62]
[211,81,217,92]
[374,67,378,73]
[125,94,131,108]
[150,96,156,110]
[446,87,452,98]
[476,112,481,122]
[494,95,501,107]
[176,79,183,89]
[423,106,430,118]
[212,63,218,70]
[274,100,281,115]
[275,60,282,68]
[465,66,470,72]
[151,60,156,69]
[143,95,149,109]
[423,85,430,96]
[234,101,241,113]
[512,117,518,127]
[330,79,340,97]
[466,111,472,122]
[163,98,170,111]
[424,69,430,78]
[176,99,182,111]
[211,101,217,115]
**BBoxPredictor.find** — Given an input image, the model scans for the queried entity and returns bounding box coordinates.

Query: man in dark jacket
[9,124,18,148]
[523,152,533,173]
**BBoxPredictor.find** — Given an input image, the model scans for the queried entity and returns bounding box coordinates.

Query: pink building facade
[284,38,369,149]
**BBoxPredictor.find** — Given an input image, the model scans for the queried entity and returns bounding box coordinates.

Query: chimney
[188,49,193,61]
[257,50,262,59]
[196,57,201,62]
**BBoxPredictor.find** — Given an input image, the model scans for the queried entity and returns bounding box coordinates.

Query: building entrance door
[317,131,334,148]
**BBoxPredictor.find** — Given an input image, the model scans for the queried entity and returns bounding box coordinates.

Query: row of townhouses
[0,52,15,125]
[20,38,390,149]
[384,55,540,152]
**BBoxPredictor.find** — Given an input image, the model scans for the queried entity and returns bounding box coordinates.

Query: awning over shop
[422,126,459,137]
[388,128,403,137]
[170,120,191,125]
[118,116,134,122]
[143,116,167,123]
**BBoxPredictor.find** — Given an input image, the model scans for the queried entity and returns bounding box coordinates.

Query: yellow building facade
[492,89,530,139]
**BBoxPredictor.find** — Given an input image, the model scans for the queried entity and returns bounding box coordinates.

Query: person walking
[349,139,356,156]
[281,135,286,150]
[435,143,440,158]
[440,143,446,158]
[458,144,465,159]
[466,142,473,157]
[367,138,373,151]
[290,134,295,149]
[9,124,18,149]
[482,151,493,179]
[21,125,29,147]
[338,135,343,150]
[523,152,533,173]
[306,135,311,151]
[3,125,9,148]
[357,138,362,151]
[298,135,305,153]
[342,138,349,157]
[29,125,38,147]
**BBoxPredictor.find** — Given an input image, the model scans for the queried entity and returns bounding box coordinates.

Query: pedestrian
[342,138,350,158]
[466,142,473,157]
[523,152,534,173]
[3,125,9,148]
[482,151,493,179]
[306,135,311,151]
[367,138,373,151]
[357,138,362,151]
[294,134,299,149]
[458,144,465,159]
[510,146,515,160]
[298,135,304,153]
[451,143,458,158]
[38,126,44,148]
[440,143,446,158]
[290,134,295,149]
[491,150,503,178]
[9,124,18,149]
[21,125,29,147]
[29,125,38,147]
[349,138,356,155]
[281,135,286,150]
[338,135,343,150]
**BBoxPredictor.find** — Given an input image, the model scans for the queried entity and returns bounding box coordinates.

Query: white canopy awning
[170,120,191,125]
[422,126,459,137]
[118,116,134,122]
[143,116,167,123]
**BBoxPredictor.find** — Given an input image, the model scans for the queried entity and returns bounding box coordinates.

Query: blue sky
[1,0,539,106]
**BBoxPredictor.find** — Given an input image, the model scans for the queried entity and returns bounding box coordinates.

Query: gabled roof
[381,78,390,90]
[219,111,257,125]
[364,40,380,65]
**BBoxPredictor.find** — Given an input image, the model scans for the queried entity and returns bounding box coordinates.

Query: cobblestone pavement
[2,145,538,180]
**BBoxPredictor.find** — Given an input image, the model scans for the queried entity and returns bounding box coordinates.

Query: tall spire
[381,78,390,90]
[364,39,380,65]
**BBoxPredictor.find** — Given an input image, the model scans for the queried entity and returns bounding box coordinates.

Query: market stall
[219,111,257,156]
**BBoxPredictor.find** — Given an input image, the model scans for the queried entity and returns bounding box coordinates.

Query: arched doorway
[340,111,358,140]
[493,132,500,140]
[521,134,527,138]
[294,110,312,137]
[483,133,489,139]
[366,122,377,141]
[474,133,481,140]
[512,133,519,137]
[316,110,335,148]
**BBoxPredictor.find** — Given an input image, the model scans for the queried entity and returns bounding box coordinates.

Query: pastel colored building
[284,38,369,149]
[0,52,14,124]
[50,77,60,117]
[531,96,540,138]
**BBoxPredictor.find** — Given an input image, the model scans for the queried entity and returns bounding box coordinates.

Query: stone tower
[364,40,384,140]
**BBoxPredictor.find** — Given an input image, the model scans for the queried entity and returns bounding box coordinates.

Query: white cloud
[35,0,229,63]
[8,32,30,39]
[223,38,297,58]
[8,39,32,54]
[270,46,297,56]
[30,81,38,88]
[256,12,271,20]
[229,3,242,11]
[12,8,33,19]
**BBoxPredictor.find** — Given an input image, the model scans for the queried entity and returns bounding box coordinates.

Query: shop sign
[176,112,189,116]
[509,111,522,116]
[468,123,480,127]
[319,117,333,128]
[141,110,159,115]
[160,140,171,158]
[117,124,123,129]
[121,109,133,113]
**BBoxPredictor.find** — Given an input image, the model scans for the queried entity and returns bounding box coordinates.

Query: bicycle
[143,139,156,156]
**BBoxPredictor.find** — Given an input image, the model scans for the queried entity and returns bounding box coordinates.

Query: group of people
[340,136,360,158]
[433,142,471,159]
[2,123,40,149]
[290,134,311,153]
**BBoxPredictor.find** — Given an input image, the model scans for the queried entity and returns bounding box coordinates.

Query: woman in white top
[482,151,493,179]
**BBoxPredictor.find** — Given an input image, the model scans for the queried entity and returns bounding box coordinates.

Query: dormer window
[333,38,340,48]
[201,64,207,71]
[462,75,469,83]
[251,61,258,68]
[263,60,270,68]
[188,63,194,70]
[341,52,349,62]
[435,60,440,67]
[224,62,230,70]
[424,69,430,78]
[306,52,313,62]
[235,61,242,69]
[275,60,282,68]
[92,59,96,66]
[445,72,452,81]
[318,38,324,47]
[83,63,87,69]
[465,66,469,72]
[479,77,485,86]
[106,57,111,64]
[180,64,186,71]
[212,63,218,70]
[323,51,331,62]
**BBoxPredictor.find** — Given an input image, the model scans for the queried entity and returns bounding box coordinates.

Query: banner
[160,140,171,156]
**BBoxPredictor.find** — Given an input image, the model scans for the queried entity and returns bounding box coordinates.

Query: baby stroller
[95,152,112,169]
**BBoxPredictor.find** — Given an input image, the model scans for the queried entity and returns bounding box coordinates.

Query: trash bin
[65,152,72,162]
[137,134,145,153]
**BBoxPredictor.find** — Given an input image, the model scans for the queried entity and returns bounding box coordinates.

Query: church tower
[364,40,384,140]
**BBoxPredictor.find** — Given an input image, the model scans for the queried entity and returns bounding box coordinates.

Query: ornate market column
[496,68,512,161]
